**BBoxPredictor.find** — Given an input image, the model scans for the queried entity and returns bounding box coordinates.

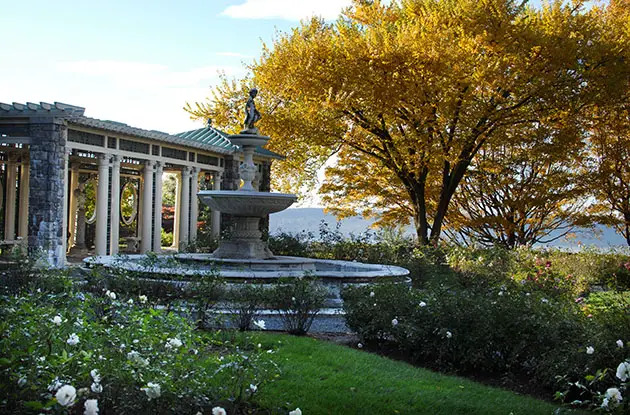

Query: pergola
[0,101,280,266]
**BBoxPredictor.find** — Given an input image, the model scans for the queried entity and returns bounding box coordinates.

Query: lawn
[251,333,581,415]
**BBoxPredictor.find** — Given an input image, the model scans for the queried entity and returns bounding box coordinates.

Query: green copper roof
[175,126,284,160]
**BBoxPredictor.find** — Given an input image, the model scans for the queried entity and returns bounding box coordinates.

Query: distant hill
[269,208,629,249]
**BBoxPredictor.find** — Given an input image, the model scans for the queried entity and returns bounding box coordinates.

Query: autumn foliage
[187,0,630,246]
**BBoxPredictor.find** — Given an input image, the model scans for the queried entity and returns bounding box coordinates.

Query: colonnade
[2,153,30,244]
[66,153,223,256]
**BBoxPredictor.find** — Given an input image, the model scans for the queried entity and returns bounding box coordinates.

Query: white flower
[357,343,363,349]
[605,387,623,403]
[55,384,77,407]
[84,399,99,415]
[67,333,80,346]
[586,346,595,355]
[165,337,183,350]
[291,297,296,302]
[616,339,624,348]
[90,369,101,383]
[249,383,258,393]
[91,382,103,393]
[105,290,116,300]
[289,408,302,415]
[601,398,609,408]
[139,295,148,303]
[616,361,630,381]
[127,299,134,305]
[369,291,375,297]
[17,377,27,387]
[253,320,266,330]
[391,318,398,326]
[48,377,63,392]
[52,315,63,325]
[141,382,161,400]
[419,301,427,307]
[127,351,149,367]
[446,331,453,339]
[541,298,549,304]
[212,407,227,415]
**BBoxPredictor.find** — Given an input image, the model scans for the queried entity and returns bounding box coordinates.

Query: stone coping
[84,254,410,281]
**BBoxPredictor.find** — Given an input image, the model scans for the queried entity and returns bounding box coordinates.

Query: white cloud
[222,0,352,21]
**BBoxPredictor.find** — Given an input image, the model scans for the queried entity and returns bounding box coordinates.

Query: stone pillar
[153,162,163,252]
[18,156,30,242]
[67,163,79,249]
[178,166,191,249]
[220,156,240,235]
[141,160,154,253]
[72,181,88,254]
[61,149,71,258]
[110,156,121,255]
[211,171,222,238]
[172,172,181,248]
[27,118,68,266]
[94,154,110,256]
[189,167,200,242]
[4,154,17,240]
[259,160,272,239]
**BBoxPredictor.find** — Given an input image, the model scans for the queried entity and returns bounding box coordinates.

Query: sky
[0,0,352,134]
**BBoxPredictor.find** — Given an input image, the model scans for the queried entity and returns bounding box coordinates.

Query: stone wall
[27,117,67,266]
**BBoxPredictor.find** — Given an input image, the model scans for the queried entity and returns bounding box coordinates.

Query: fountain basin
[84,254,411,308]
[198,191,297,217]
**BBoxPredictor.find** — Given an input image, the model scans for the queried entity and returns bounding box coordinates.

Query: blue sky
[0,0,351,133]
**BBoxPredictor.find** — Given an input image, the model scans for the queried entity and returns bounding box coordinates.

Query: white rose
[141,382,161,400]
[605,387,623,404]
[165,337,183,350]
[52,315,63,325]
[212,407,227,415]
[616,361,630,382]
[586,346,594,355]
[138,295,148,303]
[289,408,302,415]
[55,384,77,407]
[67,333,80,346]
[391,318,398,326]
[84,399,99,415]
[419,301,427,307]
[616,339,624,348]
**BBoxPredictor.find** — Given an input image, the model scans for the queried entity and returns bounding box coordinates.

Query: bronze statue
[243,88,261,132]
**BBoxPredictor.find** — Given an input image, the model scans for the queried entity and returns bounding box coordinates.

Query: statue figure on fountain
[242,88,261,134]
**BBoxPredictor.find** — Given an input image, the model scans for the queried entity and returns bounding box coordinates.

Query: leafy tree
[445,124,591,248]
[188,0,627,244]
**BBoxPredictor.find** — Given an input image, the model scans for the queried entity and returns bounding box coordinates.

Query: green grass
[251,333,582,415]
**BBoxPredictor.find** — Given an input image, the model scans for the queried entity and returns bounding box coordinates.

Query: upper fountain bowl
[198,190,297,217]
[229,133,271,148]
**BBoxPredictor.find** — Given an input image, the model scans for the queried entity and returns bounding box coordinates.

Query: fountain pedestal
[198,132,297,259]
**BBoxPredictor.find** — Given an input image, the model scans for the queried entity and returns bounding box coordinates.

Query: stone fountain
[86,89,409,312]
[197,130,296,259]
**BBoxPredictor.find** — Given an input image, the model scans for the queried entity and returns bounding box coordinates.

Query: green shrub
[160,229,173,246]
[266,277,326,335]
[226,284,269,331]
[342,282,629,393]
[0,286,277,414]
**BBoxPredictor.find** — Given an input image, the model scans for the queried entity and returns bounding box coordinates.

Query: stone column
[94,154,110,256]
[211,171,222,238]
[178,166,191,249]
[18,156,30,242]
[172,172,181,248]
[153,162,163,252]
[189,167,200,242]
[141,160,154,253]
[4,154,17,240]
[110,156,121,255]
[27,118,67,266]
[71,181,88,254]
[67,163,79,249]
[61,149,71,258]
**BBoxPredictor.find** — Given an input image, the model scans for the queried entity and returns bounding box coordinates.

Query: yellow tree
[446,123,591,248]
[188,0,627,244]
